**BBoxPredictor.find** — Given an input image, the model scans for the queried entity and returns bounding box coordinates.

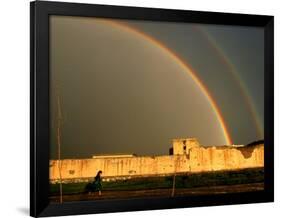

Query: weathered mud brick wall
[49,138,264,183]
[49,155,190,182]
[189,144,264,172]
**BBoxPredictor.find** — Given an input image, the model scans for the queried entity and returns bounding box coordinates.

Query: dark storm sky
[50,16,264,159]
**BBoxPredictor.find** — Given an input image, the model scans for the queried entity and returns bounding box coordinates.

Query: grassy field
[50,168,264,196]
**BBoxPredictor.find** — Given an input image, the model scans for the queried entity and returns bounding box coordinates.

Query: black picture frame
[30,1,274,217]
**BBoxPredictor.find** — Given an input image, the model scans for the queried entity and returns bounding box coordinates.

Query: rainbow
[98,19,233,145]
[196,26,263,138]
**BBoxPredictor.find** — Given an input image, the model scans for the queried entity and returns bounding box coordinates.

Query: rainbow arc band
[197,27,263,138]
[99,19,233,145]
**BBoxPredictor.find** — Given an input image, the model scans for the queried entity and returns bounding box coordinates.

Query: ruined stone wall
[172,138,200,155]
[49,144,264,183]
[50,155,190,182]
[189,144,264,172]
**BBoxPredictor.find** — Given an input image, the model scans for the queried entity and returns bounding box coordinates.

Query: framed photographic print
[30,1,274,217]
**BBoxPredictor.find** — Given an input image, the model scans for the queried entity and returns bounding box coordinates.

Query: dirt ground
[49,182,264,203]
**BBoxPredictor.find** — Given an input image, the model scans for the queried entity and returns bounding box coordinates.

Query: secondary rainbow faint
[98,18,233,145]
[196,26,263,139]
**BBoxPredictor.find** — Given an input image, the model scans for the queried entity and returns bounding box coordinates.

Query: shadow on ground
[17,207,29,216]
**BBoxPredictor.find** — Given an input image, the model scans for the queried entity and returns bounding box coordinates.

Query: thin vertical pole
[171,173,176,197]
[57,93,63,204]
[171,155,178,197]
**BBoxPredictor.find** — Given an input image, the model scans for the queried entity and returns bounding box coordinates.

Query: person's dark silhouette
[85,170,103,196]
